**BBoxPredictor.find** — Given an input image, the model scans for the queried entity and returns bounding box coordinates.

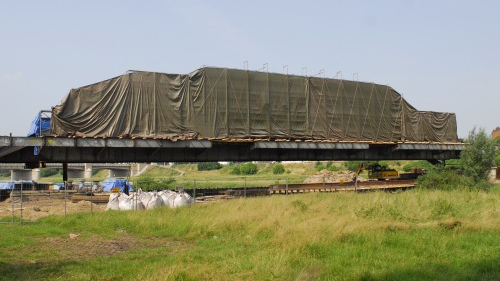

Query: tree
[460,127,496,182]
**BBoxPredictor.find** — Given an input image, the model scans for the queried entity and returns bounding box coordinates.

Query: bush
[328,164,340,172]
[460,127,496,182]
[230,165,241,175]
[315,164,325,171]
[495,153,500,167]
[197,162,222,171]
[240,163,258,175]
[0,169,10,177]
[272,163,285,175]
[417,167,469,191]
[402,160,435,172]
[417,166,492,191]
[230,163,258,175]
[40,168,59,177]
[135,176,176,191]
[92,168,103,176]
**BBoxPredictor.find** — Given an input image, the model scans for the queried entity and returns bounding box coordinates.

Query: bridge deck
[0,136,464,163]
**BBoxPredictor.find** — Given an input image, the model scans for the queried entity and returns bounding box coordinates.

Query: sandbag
[106,193,120,211]
[118,193,145,210]
[159,190,177,208]
[141,192,164,210]
[172,191,193,208]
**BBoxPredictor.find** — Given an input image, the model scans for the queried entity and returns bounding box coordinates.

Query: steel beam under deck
[0,136,463,163]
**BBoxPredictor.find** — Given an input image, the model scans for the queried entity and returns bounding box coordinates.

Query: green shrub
[230,163,258,175]
[378,161,389,168]
[416,167,468,191]
[40,168,59,177]
[272,163,285,175]
[461,128,496,182]
[402,160,435,172]
[315,164,325,171]
[197,162,222,171]
[230,165,241,175]
[92,168,102,176]
[495,153,500,167]
[344,161,360,172]
[240,163,257,175]
[135,175,176,191]
[0,169,10,177]
[417,166,492,191]
[328,164,340,172]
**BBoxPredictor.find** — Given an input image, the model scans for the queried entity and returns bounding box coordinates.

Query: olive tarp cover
[51,67,458,143]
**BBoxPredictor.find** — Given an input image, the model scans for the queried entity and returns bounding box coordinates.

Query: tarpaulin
[50,67,458,143]
[101,178,133,193]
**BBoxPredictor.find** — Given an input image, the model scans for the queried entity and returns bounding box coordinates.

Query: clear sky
[1,0,498,138]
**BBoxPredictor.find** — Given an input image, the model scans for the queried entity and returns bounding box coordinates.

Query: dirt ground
[0,191,107,221]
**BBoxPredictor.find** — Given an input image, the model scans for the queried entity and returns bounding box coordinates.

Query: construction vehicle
[355,163,427,181]
[355,163,399,180]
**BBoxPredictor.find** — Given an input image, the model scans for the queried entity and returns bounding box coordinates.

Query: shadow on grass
[0,260,70,281]
[361,256,500,281]
[1,255,499,281]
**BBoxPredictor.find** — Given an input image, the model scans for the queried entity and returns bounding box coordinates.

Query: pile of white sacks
[106,189,194,211]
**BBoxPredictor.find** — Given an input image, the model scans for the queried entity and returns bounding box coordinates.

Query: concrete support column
[84,163,93,179]
[32,169,41,181]
[11,170,33,181]
[131,163,148,177]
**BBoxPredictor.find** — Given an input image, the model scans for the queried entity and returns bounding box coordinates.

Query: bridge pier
[11,169,41,181]
[84,163,93,179]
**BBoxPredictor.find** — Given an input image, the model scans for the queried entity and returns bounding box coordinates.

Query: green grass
[0,189,498,280]
[132,162,318,189]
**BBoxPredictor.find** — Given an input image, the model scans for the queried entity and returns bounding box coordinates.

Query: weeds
[0,190,498,280]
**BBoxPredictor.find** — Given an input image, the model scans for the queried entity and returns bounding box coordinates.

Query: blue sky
[1,0,498,138]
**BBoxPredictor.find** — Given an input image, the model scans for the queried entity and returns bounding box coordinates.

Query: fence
[0,175,361,224]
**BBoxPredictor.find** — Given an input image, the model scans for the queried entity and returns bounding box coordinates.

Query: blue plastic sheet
[28,115,50,137]
[27,114,50,155]
[101,178,134,193]
[0,181,14,190]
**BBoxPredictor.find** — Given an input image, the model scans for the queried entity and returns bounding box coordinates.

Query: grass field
[1,189,499,280]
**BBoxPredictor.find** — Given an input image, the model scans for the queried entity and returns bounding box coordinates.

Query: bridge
[0,160,146,181]
[0,135,463,164]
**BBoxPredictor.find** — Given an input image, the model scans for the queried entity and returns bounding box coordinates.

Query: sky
[1,0,499,138]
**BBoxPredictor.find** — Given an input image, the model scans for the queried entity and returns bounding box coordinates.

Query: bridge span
[0,162,146,181]
[0,135,463,164]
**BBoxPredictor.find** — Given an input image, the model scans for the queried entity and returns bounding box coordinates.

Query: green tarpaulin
[51,67,458,143]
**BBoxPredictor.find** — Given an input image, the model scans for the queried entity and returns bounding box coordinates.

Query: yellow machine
[355,163,399,180]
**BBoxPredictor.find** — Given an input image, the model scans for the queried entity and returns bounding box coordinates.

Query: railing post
[244,177,247,198]
[64,181,67,217]
[285,177,288,195]
[193,179,196,201]
[20,186,23,225]
[323,176,326,193]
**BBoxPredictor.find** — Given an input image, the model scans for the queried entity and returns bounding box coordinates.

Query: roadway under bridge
[0,136,463,164]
